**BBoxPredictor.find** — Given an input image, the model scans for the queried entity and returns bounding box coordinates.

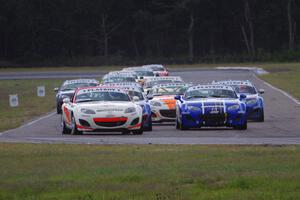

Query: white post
[37,86,46,97]
[9,94,19,107]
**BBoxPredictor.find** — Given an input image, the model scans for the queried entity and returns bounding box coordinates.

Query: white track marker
[253,74,300,105]
[24,112,56,127]
[0,112,56,136]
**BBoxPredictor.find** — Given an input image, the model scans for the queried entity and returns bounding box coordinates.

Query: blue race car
[175,85,247,130]
[213,80,264,122]
[102,83,152,131]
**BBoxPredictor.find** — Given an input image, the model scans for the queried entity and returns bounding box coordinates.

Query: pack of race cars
[55,64,265,135]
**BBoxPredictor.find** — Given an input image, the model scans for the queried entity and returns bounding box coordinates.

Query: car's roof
[122,67,153,72]
[189,84,234,91]
[63,79,99,85]
[102,82,141,87]
[144,76,182,82]
[76,86,128,94]
[152,83,191,88]
[213,80,253,86]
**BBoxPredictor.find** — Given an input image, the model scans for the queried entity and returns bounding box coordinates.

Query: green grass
[257,63,300,100]
[0,79,65,131]
[0,144,299,200]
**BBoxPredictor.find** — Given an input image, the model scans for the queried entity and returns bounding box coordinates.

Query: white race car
[61,87,143,135]
[147,83,190,123]
[143,76,184,94]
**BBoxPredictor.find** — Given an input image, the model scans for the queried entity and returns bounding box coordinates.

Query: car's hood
[237,93,258,99]
[153,95,175,100]
[186,98,240,106]
[75,101,136,111]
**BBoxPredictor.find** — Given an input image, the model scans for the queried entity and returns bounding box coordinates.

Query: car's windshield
[151,66,164,71]
[136,71,154,77]
[75,91,131,103]
[151,86,188,96]
[61,83,98,91]
[103,76,136,83]
[128,90,144,100]
[185,89,237,99]
[232,85,256,94]
[144,80,182,88]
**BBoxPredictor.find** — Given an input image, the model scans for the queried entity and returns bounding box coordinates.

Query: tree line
[0,0,299,66]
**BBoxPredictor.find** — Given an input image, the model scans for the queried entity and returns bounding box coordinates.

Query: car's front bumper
[181,111,246,128]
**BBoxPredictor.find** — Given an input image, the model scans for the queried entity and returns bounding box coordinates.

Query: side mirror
[258,89,265,94]
[239,94,247,100]
[63,97,71,104]
[54,88,59,92]
[147,94,154,100]
[174,95,182,101]
[132,96,139,102]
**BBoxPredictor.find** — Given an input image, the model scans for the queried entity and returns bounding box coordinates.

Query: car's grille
[94,117,127,127]
[202,114,226,125]
[160,109,176,118]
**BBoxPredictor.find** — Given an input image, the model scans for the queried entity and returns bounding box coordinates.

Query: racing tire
[71,114,83,135]
[257,110,264,122]
[176,118,180,130]
[178,117,188,130]
[122,130,131,135]
[233,121,247,130]
[56,105,62,114]
[144,118,153,131]
[132,125,144,135]
[62,120,71,134]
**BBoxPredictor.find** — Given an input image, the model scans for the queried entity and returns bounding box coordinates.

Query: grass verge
[257,63,300,100]
[0,144,299,200]
[0,79,64,132]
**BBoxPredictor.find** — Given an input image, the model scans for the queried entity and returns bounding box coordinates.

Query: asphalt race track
[1,69,300,144]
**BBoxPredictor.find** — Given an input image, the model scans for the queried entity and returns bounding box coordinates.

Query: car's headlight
[150,101,162,107]
[228,104,240,111]
[246,99,258,105]
[187,106,201,111]
[124,107,136,113]
[81,108,96,114]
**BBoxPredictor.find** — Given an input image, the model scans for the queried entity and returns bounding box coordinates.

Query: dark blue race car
[213,80,264,122]
[175,85,248,130]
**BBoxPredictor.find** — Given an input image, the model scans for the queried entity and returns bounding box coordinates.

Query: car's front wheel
[233,120,247,130]
[71,114,83,135]
[144,118,152,131]
[132,124,144,135]
[62,120,71,134]
[257,109,264,122]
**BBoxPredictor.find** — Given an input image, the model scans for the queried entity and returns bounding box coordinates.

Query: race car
[212,80,264,122]
[147,83,191,123]
[102,73,136,84]
[54,79,99,114]
[175,85,247,130]
[143,76,184,94]
[142,64,169,76]
[61,87,144,135]
[101,83,152,131]
[122,67,156,84]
